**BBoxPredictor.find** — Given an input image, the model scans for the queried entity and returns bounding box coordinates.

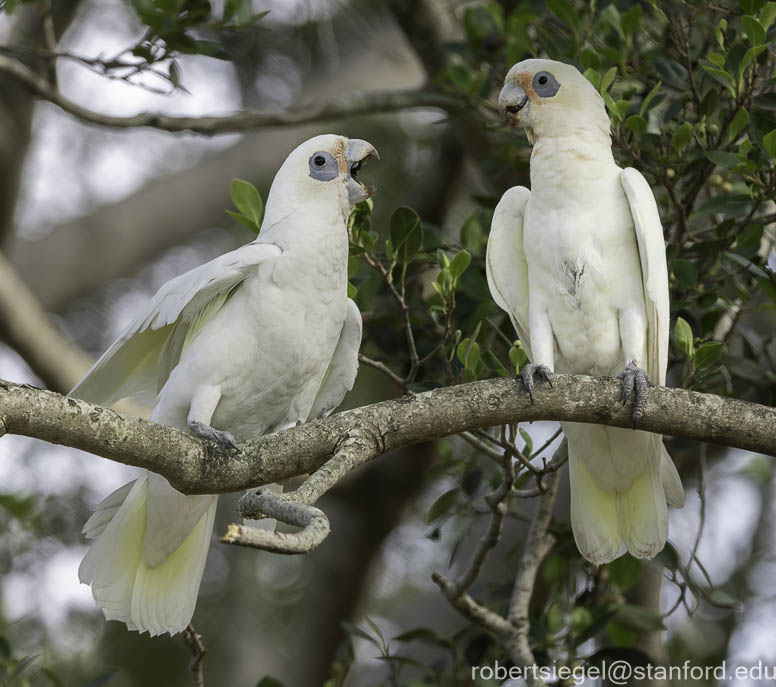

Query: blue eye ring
[309,151,338,181]
[532,71,560,98]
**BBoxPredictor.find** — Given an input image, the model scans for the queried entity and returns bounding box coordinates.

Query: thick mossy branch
[1,376,774,495]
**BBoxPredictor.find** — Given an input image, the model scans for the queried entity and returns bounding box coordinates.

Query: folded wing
[70,242,282,407]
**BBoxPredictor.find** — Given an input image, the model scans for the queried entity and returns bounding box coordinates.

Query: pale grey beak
[345,139,379,163]
[499,82,528,123]
[345,138,378,205]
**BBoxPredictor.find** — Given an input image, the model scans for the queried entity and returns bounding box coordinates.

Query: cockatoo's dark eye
[309,151,338,181]
[532,71,560,98]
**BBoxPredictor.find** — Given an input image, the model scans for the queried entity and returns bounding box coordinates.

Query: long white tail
[79,473,217,635]
[563,422,684,565]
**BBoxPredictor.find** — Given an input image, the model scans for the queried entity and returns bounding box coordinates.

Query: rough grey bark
[2,375,774,496]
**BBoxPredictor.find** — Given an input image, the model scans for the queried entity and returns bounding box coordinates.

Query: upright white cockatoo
[487,59,685,564]
[71,134,377,634]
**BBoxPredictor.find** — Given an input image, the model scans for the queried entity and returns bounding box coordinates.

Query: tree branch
[0,251,91,392]
[506,458,563,678]
[0,53,460,135]
[433,444,564,687]
[2,375,774,498]
[220,488,331,554]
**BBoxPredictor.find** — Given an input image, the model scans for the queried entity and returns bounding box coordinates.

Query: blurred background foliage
[0,0,775,685]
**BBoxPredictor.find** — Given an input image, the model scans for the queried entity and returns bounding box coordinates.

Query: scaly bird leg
[188,420,240,452]
[617,361,648,428]
[187,384,240,451]
[519,363,553,404]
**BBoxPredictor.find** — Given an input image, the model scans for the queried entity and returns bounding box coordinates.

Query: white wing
[71,241,282,407]
[307,298,362,420]
[486,186,533,357]
[620,168,670,385]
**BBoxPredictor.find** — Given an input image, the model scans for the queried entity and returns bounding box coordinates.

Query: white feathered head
[498,59,611,143]
[268,134,378,210]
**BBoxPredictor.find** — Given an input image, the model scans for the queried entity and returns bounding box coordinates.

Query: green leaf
[519,427,533,455]
[692,195,750,217]
[583,68,601,90]
[674,317,694,358]
[482,350,509,376]
[392,628,453,648]
[621,5,642,37]
[612,604,666,633]
[695,341,725,369]
[449,250,471,280]
[701,63,736,91]
[600,66,617,94]
[655,541,679,572]
[729,108,750,139]
[705,151,742,169]
[347,282,357,298]
[225,210,259,233]
[546,0,579,32]
[543,554,566,586]
[231,179,263,229]
[763,129,776,159]
[607,555,642,591]
[758,276,776,304]
[761,1,776,29]
[426,488,459,523]
[742,14,766,44]
[626,115,647,136]
[639,80,662,117]
[672,259,697,288]
[389,206,423,264]
[509,341,528,372]
[256,678,285,687]
[671,122,694,152]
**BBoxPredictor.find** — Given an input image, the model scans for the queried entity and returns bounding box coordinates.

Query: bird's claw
[617,362,649,428]
[519,363,553,404]
[188,420,241,452]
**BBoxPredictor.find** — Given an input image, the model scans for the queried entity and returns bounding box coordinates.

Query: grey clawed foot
[519,363,553,404]
[188,420,241,452]
[617,361,649,428]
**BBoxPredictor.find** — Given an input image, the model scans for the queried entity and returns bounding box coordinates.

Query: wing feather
[486,186,532,357]
[71,242,282,406]
[620,168,669,385]
[307,298,362,420]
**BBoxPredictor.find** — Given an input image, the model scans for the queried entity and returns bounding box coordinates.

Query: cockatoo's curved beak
[345,139,379,204]
[499,81,528,125]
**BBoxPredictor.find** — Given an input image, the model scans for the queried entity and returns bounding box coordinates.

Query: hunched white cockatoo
[71,134,377,635]
[486,59,685,564]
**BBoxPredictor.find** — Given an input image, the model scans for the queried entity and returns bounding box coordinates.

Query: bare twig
[221,489,330,554]
[450,444,515,595]
[221,430,373,552]
[183,624,207,687]
[0,53,460,135]
[506,450,563,677]
[358,353,409,392]
[432,444,565,687]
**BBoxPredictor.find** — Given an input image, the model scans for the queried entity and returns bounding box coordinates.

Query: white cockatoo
[487,59,685,564]
[71,134,377,635]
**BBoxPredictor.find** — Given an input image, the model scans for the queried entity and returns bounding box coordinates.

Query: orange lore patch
[514,72,537,102]
[334,139,348,173]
